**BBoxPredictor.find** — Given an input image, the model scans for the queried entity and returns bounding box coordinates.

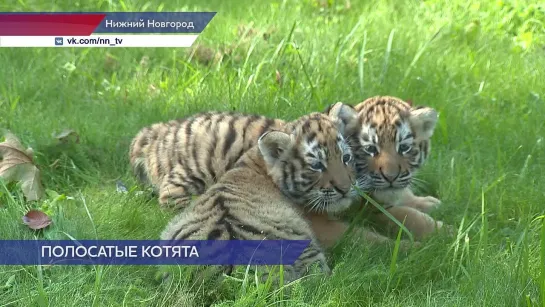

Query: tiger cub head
[327,96,439,191]
[257,112,370,214]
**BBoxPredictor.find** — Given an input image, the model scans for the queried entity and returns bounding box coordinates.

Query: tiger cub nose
[379,167,400,183]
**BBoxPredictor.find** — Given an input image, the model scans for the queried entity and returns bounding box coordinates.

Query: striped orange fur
[331,96,446,240]
[160,112,361,282]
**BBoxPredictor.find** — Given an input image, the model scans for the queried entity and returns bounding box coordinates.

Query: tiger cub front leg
[370,188,450,240]
[305,211,417,251]
[158,180,194,210]
[292,240,331,278]
[372,187,441,213]
[373,206,445,240]
[397,188,441,213]
[258,239,330,284]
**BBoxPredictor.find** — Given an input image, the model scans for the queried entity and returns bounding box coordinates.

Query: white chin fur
[380,186,404,192]
[325,197,354,214]
[378,186,403,192]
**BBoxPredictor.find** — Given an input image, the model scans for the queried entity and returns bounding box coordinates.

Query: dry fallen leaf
[104,53,119,71]
[317,0,329,8]
[237,23,276,42]
[22,209,51,230]
[189,44,225,66]
[53,129,80,144]
[263,26,277,41]
[0,132,45,201]
[237,23,257,39]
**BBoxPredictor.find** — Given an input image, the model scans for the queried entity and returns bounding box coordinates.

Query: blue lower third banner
[0,240,310,266]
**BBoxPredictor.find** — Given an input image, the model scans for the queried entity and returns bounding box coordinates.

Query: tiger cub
[330,96,445,240]
[132,106,414,250]
[130,112,286,210]
[160,112,359,282]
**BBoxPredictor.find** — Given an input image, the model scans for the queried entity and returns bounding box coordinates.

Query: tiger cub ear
[258,130,293,165]
[409,107,439,139]
[324,102,358,134]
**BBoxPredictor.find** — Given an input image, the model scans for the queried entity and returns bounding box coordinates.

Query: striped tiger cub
[160,112,361,282]
[132,105,415,250]
[129,112,287,210]
[330,96,446,240]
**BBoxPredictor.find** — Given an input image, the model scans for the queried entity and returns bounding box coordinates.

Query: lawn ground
[1,0,545,306]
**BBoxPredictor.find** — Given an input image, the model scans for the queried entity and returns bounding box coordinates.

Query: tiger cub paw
[159,196,193,211]
[406,195,441,213]
[397,239,422,252]
[436,221,457,238]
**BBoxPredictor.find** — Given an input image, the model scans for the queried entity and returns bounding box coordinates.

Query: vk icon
[54,37,63,46]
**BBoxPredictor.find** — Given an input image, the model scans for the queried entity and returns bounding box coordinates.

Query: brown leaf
[0,132,45,201]
[317,0,329,8]
[22,209,51,230]
[53,129,80,144]
[237,23,257,39]
[104,53,119,71]
[190,44,224,66]
[238,23,276,42]
[262,27,278,41]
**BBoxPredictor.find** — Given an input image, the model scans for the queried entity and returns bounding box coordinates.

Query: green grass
[1,0,545,306]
